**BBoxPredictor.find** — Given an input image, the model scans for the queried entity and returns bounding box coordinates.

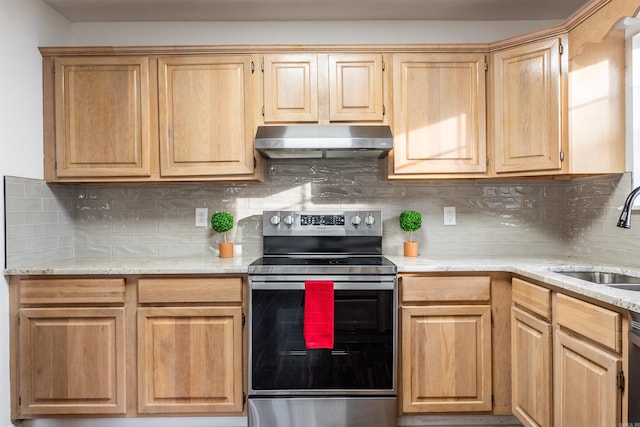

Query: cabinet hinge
[559,41,564,55]
[17,315,20,326]
[618,371,625,391]
[251,61,255,74]
[18,396,21,406]
[484,57,488,72]
[253,157,257,169]
[261,61,264,72]
[382,105,386,116]
[242,312,246,327]
[382,60,385,72]
[262,106,265,116]
[560,150,565,161]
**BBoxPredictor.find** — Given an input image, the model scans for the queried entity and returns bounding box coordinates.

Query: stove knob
[270,215,281,226]
[364,215,376,227]
[351,215,362,226]
[283,215,294,226]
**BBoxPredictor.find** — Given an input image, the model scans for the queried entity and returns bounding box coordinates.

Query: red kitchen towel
[304,280,334,349]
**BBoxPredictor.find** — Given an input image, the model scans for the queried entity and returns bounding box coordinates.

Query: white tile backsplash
[4,162,640,268]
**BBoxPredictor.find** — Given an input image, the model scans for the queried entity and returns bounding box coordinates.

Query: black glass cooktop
[254,256,392,266]
[248,255,397,275]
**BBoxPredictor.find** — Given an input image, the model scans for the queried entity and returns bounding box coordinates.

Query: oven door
[248,275,397,396]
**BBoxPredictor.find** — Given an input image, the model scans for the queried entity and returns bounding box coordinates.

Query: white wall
[69,19,559,46]
[0,0,70,425]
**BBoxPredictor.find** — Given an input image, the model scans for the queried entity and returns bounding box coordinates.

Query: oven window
[251,289,394,391]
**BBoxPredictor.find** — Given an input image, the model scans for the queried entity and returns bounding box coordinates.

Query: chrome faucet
[618,185,640,228]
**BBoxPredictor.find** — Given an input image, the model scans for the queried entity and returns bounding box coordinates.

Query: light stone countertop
[2,255,256,276]
[6,255,640,313]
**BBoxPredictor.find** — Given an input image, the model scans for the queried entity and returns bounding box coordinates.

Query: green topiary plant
[399,210,422,242]
[211,211,235,243]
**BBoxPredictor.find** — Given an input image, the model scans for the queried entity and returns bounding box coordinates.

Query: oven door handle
[250,282,395,291]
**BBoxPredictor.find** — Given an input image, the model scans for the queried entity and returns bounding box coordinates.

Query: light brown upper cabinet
[490,5,628,179]
[158,55,258,177]
[564,0,639,175]
[261,53,386,123]
[49,56,153,179]
[491,36,565,175]
[43,52,263,182]
[328,54,385,121]
[389,53,488,178]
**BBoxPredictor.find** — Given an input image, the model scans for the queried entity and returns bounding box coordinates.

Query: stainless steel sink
[552,269,640,289]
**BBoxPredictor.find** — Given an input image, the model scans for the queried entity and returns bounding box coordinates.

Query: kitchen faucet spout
[618,185,640,228]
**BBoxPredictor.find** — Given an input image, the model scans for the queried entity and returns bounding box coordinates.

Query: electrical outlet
[443,206,456,226]
[195,208,209,227]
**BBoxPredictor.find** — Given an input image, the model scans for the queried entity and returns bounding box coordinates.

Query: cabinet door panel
[54,57,152,178]
[263,54,318,122]
[138,306,243,413]
[554,329,620,427]
[493,38,562,173]
[159,55,255,176]
[392,53,487,175]
[329,54,384,121]
[511,306,552,427]
[401,305,492,412]
[19,308,126,415]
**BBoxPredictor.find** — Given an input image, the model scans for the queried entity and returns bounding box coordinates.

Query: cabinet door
[329,54,384,121]
[554,329,621,427]
[511,306,552,427]
[53,56,152,178]
[158,55,256,177]
[263,54,318,122]
[18,307,126,415]
[401,305,492,413]
[392,53,487,176]
[492,37,563,174]
[138,306,243,413]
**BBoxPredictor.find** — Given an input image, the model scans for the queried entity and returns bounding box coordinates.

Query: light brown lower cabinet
[511,278,552,427]
[401,305,492,412]
[554,293,623,427]
[554,329,621,427]
[137,306,244,413]
[511,278,625,427]
[18,307,127,416]
[10,275,246,419]
[400,275,493,413]
[11,277,127,417]
[137,277,245,414]
[511,306,552,427]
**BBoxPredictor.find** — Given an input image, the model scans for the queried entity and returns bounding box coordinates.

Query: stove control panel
[300,214,345,226]
[263,210,382,236]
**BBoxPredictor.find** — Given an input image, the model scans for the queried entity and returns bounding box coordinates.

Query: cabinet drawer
[138,277,243,304]
[19,278,125,305]
[555,293,621,353]
[512,278,551,321]
[401,276,490,303]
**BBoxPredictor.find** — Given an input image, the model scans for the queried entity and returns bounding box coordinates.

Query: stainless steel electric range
[247,210,397,427]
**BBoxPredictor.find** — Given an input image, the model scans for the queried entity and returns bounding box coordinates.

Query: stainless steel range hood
[254,125,393,159]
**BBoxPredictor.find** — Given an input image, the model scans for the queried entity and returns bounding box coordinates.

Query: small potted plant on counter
[399,210,422,257]
[211,210,235,258]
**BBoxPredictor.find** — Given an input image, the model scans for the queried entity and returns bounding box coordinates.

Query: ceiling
[41,0,592,22]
